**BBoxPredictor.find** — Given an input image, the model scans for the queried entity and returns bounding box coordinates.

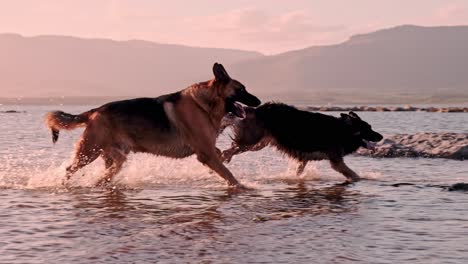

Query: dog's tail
[45,110,95,143]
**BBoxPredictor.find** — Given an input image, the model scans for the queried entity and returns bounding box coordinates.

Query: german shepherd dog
[45,63,261,187]
[221,103,383,182]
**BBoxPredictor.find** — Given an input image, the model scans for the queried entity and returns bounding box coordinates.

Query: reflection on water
[1,183,362,263]
[2,180,468,264]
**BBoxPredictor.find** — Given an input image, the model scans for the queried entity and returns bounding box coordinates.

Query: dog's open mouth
[362,139,377,150]
[230,102,246,119]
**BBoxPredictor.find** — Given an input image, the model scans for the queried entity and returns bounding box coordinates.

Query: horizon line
[2,24,467,56]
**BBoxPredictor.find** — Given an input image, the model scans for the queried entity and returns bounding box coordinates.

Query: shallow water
[0,105,467,263]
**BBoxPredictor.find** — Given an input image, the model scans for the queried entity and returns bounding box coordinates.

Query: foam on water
[0,147,385,191]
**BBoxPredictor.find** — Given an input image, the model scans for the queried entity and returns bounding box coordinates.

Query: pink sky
[1,0,467,54]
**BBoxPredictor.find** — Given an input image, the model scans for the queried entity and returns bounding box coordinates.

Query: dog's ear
[213,63,231,83]
[348,111,361,120]
[341,113,352,125]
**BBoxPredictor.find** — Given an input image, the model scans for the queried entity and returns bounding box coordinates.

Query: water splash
[0,148,384,190]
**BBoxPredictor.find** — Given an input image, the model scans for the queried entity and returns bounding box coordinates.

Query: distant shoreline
[0,96,467,107]
[1,104,467,114]
[302,106,468,113]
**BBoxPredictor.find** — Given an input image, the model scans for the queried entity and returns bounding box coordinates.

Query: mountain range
[1,25,467,104]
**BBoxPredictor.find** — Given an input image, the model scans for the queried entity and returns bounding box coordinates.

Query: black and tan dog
[45,63,260,187]
[221,103,383,182]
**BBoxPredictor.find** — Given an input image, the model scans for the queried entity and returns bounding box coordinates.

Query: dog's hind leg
[96,147,127,187]
[103,154,115,170]
[330,159,360,182]
[64,137,101,185]
[296,160,308,176]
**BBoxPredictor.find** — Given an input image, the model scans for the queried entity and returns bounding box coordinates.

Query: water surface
[0,105,467,263]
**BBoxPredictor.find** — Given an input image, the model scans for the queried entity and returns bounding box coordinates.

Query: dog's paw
[344,176,361,184]
[220,153,233,163]
[227,183,253,193]
[61,178,72,189]
[94,177,112,188]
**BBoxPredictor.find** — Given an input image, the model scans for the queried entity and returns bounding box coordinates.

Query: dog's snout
[245,92,261,106]
[371,131,384,142]
[249,95,261,107]
[236,92,261,107]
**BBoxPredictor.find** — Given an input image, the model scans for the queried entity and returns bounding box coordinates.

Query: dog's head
[219,104,256,133]
[213,63,261,118]
[341,111,383,148]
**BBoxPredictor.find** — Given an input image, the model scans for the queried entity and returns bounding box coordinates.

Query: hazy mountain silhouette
[0,34,262,97]
[231,25,468,103]
[1,25,468,104]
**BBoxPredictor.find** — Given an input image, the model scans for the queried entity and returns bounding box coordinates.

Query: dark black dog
[221,102,383,182]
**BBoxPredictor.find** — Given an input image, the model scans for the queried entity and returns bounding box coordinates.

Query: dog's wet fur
[45,63,260,187]
[221,102,383,182]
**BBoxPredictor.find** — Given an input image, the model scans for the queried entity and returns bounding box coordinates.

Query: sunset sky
[1,0,467,54]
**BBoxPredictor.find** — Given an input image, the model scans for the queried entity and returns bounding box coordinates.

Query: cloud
[405,3,468,27]
[2,1,468,54]
[433,3,468,24]
[0,1,350,53]
[177,8,346,53]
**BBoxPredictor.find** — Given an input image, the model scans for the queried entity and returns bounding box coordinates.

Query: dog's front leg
[221,145,243,163]
[196,150,241,187]
[208,148,224,175]
[249,137,270,151]
[296,160,308,176]
[176,103,242,187]
[222,136,270,162]
[329,159,360,182]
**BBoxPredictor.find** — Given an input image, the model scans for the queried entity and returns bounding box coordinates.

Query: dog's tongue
[232,102,246,119]
[363,140,376,150]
